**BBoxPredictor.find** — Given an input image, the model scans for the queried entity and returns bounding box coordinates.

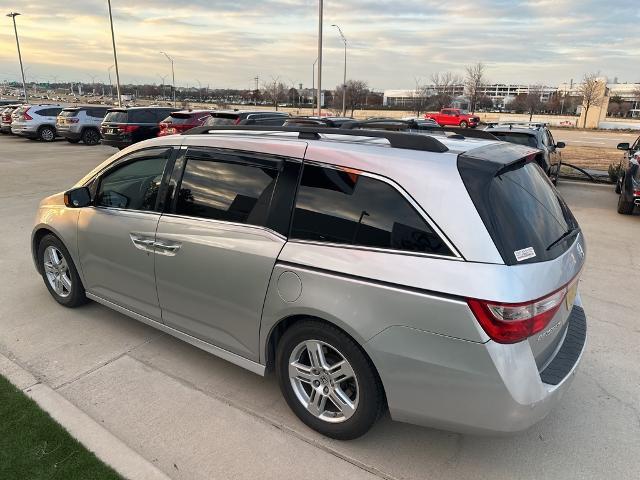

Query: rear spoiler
[459,142,540,177]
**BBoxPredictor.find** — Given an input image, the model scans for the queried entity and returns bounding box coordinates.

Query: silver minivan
[32,126,587,439]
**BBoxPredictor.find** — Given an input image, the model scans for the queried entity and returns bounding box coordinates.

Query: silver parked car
[56,106,109,145]
[11,104,63,141]
[32,125,587,439]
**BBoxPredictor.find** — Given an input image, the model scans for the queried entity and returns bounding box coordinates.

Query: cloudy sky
[1,0,639,90]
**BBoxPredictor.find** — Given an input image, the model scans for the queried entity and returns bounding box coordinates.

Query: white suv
[11,104,63,141]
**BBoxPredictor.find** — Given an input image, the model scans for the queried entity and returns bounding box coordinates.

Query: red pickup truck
[425,108,480,128]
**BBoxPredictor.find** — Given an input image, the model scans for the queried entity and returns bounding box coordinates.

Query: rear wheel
[276,320,384,440]
[617,195,635,215]
[37,234,87,307]
[38,125,56,142]
[459,120,468,128]
[82,128,101,145]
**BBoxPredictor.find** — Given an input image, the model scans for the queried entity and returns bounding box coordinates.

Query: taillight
[121,125,139,133]
[467,283,572,344]
[233,117,241,125]
[23,109,33,121]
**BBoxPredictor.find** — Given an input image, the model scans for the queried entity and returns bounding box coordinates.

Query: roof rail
[486,121,546,129]
[182,125,449,153]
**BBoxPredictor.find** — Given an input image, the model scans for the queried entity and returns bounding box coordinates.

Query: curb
[0,354,171,480]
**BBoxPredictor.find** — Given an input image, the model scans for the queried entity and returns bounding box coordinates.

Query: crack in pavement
[582,371,640,429]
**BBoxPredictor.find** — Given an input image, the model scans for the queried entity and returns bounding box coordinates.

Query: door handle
[130,233,156,253]
[153,240,181,256]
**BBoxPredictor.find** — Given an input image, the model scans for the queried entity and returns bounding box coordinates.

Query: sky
[1,0,639,91]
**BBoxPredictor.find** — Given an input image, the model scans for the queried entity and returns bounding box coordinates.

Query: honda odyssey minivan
[32,125,587,439]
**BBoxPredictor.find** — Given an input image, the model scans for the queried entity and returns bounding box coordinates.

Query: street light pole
[107,0,122,107]
[6,12,28,102]
[317,0,323,117]
[332,24,347,117]
[160,51,176,107]
[312,57,317,116]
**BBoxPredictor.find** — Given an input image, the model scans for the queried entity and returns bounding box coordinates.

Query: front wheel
[276,320,384,440]
[617,195,635,215]
[459,120,468,128]
[37,234,87,307]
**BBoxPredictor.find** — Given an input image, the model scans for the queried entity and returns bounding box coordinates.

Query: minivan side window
[175,154,278,226]
[96,149,171,211]
[291,164,452,256]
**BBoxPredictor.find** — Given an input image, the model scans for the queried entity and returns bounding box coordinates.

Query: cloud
[1,0,639,89]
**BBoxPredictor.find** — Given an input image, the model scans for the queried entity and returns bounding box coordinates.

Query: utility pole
[317,0,323,116]
[312,58,317,116]
[6,12,28,102]
[254,76,259,106]
[107,0,122,107]
[332,24,347,117]
[160,51,176,107]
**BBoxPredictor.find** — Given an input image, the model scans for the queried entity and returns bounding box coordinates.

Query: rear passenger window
[175,155,278,226]
[130,110,156,123]
[291,164,452,256]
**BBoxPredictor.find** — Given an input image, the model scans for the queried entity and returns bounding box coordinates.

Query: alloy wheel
[43,246,72,298]
[288,339,359,423]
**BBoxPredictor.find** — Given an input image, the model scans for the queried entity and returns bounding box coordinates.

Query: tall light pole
[160,51,176,107]
[106,0,122,107]
[316,0,323,116]
[6,12,28,102]
[312,57,317,116]
[332,24,347,117]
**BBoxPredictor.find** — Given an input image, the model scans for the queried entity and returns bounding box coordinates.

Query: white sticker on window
[514,247,536,262]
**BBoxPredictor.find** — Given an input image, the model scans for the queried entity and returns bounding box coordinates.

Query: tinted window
[291,164,452,255]
[205,113,239,126]
[38,108,62,117]
[458,158,580,265]
[492,132,538,148]
[175,157,278,225]
[103,111,128,123]
[86,108,107,119]
[97,149,170,211]
[130,110,157,123]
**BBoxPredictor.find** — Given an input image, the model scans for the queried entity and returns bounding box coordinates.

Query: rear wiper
[546,227,579,251]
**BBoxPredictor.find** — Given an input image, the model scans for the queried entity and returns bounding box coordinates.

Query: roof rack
[183,125,449,153]
[486,121,547,130]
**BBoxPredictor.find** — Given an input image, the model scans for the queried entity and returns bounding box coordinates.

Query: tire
[276,319,384,440]
[38,125,56,142]
[82,128,101,146]
[459,121,468,128]
[617,195,635,215]
[37,234,87,307]
[66,138,80,144]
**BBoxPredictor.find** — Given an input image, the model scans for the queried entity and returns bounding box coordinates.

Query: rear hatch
[101,109,129,140]
[1,106,19,125]
[458,143,585,368]
[57,108,79,131]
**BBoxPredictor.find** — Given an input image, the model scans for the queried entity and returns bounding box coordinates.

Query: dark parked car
[615,140,640,215]
[158,110,213,136]
[100,107,174,149]
[0,104,21,134]
[485,122,565,184]
[203,110,289,126]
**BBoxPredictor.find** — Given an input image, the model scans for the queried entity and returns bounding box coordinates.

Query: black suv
[485,122,565,184]
[615,137,640,215]
[100,107,174,149]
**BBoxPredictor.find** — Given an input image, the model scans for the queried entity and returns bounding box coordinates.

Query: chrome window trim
[295,160,463,259]
[159,212,287,242]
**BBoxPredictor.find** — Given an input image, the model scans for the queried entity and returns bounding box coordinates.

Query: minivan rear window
[459,157,580,265]
[103,111,128,123]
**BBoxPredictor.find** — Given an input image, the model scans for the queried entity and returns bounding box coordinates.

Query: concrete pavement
[550,128,638,148]
[1,134,639,479]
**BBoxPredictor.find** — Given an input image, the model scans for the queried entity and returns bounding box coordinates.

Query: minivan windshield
[459,158,580,265]
[103,111,128,123]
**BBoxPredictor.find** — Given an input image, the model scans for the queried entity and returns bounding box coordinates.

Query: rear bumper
[11,123,39,137]
[0,124,12,133]
[367,301,587,434]
[100,138,131,149]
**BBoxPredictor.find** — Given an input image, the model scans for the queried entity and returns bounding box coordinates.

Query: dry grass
[560,146,620,171]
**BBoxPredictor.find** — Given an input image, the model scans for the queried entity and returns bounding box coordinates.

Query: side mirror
[64,187,91,208]
[617,142,630,151]
[555,141,565,149]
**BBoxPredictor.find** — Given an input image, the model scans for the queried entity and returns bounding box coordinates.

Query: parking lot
[0,134,639,479]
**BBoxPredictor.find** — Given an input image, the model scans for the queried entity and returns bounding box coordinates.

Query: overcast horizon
[1,0,639,91]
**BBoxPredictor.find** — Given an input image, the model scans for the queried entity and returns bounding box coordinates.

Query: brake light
[23,109,32,121]
[121,125,139,133]
[467,284,570,344]
[233,117,241,125]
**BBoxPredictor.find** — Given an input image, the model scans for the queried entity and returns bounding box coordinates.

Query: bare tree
[524,85,544,120]
[430,72,462,109]
[578,72,604,128]
[262,78,287,110]
[464,62,486,114]
[412,77,430,117]
[333,80,369,117]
